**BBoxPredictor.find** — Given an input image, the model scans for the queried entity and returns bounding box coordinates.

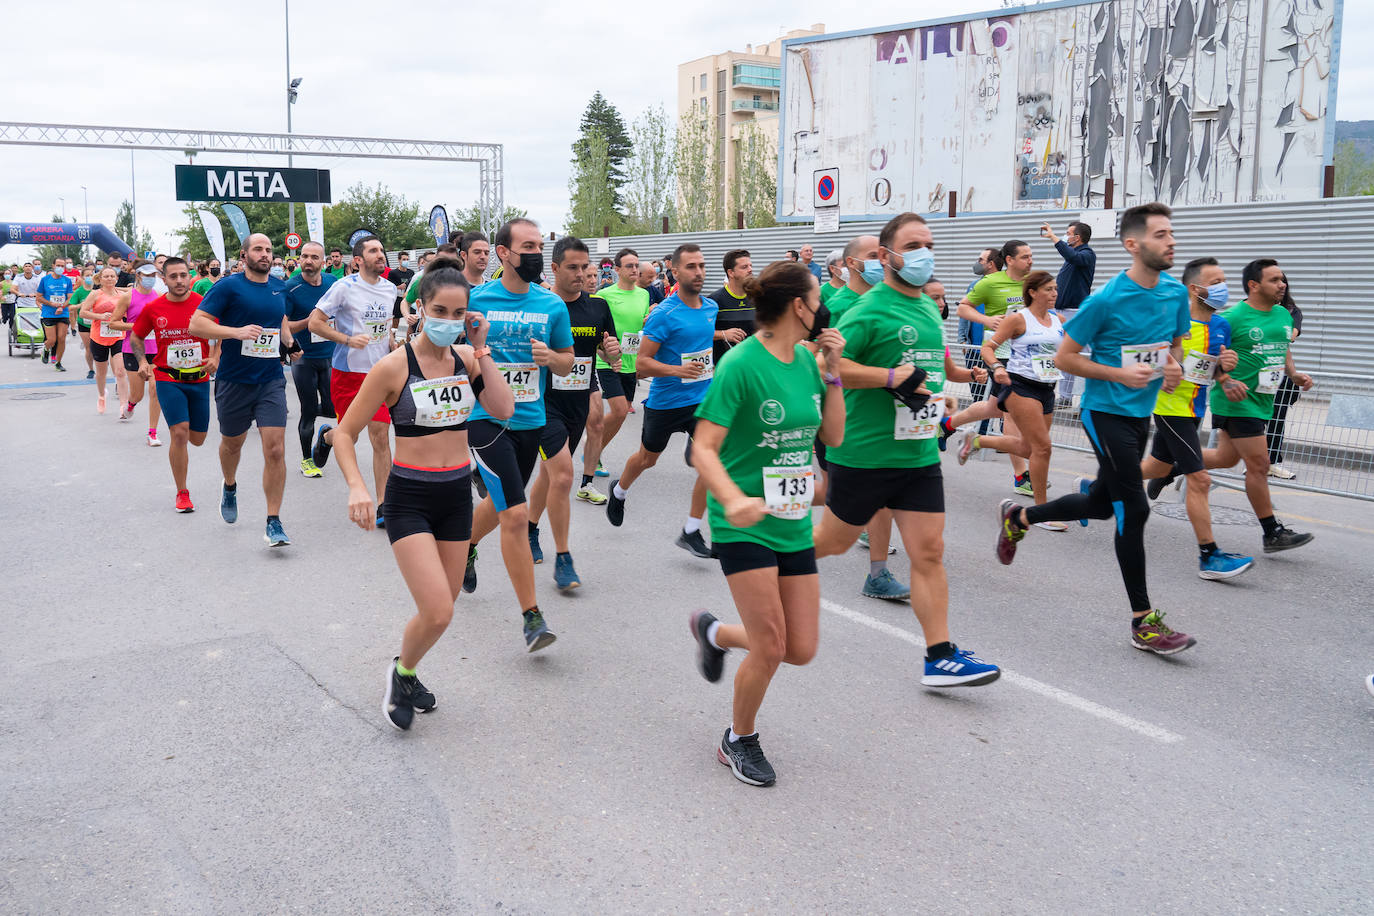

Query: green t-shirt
[192,278,216,295]
[69,286,92,326]
[966,270,1025,359]
[820,282,845,305]
[695,335,824,552]
[1209,301,1293,420]
[827,284,861,323]
[593,285,652,372]
[405,271,423,304]
[327,266,346,279]
[828,281,946,470]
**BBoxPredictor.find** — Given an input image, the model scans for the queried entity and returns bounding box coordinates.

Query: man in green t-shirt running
[1201,257,1313,553]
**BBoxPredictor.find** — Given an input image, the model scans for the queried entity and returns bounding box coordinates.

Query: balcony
[732,63,780,89]
[732,99,779,112]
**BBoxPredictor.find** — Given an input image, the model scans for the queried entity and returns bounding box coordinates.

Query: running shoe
[118,404,131,421]
[676,528,714,559]
[529,527,544,564]
[523,609,556,652]
[383,658,416,731]
[554,553,581,590]
[862,569,911,601]
[300,458,323,478]
[937,416,955,452]
[1268,464,1297,480]
[463,546,478,593]
[1130,610,1196,655]
[1033,520,1068,532]
[689,611,727,683]
[311,424,334,469]
[996,499,1025,565]
[147,429,162,447]
[220,483,238,524]
[921,646,1002,687]
[1263,524,1313,553]
[856,531,897,555]
[953,428,978,465]
[1076,476,1092,527]
[717,729,776,787]
[374,504,385,530]
[595,461,609,478]
[54,361,66,372]
[1199,551,1254,581]
[473,472,488,499]
[1013,473,1033,496]
[1146,472,1177,501]
[627,404,636,414]
[97,392,106,414]
[606,479,626,527]
[575,484,607,505]
[41,348,49,364]
[175,490,194,513]
[264,517,291,547]
[1366,674,1374,699]
[85,369,94,379]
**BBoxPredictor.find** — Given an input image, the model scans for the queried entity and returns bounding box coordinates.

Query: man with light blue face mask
[827,234,881,324]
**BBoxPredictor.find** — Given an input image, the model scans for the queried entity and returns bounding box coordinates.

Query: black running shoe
[383,658,416,731]
[676,528,714,559]
[411,671,436,713]
[1263,524,1313,553]
[311,424,334,469]
[606,478,626,527]
[473,470,488,500]
[689,611,727,683]
[523,609,556,652]
[717,729,776,787]
[1146,472,1177,501]
[463,545,478,593]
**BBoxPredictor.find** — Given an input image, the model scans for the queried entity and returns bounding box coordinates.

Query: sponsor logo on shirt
[755,427,816,450]
[759,400,785,425]
[1248,327,1264,341]
[898,325,918,345]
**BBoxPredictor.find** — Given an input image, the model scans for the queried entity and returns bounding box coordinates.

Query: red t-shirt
[131,292,210,383]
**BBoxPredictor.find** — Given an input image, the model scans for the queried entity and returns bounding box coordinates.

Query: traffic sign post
[813,167,840,233]
[285,232,301,251]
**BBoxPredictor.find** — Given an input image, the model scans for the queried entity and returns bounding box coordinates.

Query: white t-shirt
[317,273,396,373]
[14,275,40,306]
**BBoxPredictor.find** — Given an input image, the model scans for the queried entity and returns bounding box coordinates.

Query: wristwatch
[472,346,491,360]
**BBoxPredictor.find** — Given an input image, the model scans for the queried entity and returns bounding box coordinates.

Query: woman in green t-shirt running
[688,260,846,787]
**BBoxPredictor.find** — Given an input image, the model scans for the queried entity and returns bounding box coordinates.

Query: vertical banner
[196,209,226,266]
[220,203,250,246]
[303,202,324,245]
[429,205,450,248]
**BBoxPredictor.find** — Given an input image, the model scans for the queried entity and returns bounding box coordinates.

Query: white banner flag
[197,209,226,266]
[304,203,324,245]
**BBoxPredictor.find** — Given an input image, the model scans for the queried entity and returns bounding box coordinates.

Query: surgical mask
[399,260,409,268]
[973,262,987,277]
[511,252,544,283]
[209,267,220,276]
[83,276,93,286]
[802,301,830,341]
[839,267,850,283]
[422,315,465,348]
[857,259,884,285]
[892,247,935,288]
[138,275,156,289]
[269,266,286,279]
[1203,281,1229,310]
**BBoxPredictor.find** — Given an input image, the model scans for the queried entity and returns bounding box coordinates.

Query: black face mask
[804,302,831,341]
[209,267,221,276]
[511,252,544,283]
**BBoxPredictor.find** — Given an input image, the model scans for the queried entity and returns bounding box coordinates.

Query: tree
[732,120,778,229]
[447,202,531,236]
[567,130,621,238]
[622,105,676,235]
[1334,140,1374,197]
[674,106,724,232]
[572,92,633,208]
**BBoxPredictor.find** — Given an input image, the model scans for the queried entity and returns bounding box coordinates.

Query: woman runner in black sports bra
[332,255,514,731]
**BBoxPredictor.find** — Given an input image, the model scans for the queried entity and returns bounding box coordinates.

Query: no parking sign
[813,168,839,209]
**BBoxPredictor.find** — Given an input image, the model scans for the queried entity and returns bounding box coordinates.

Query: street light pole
[285,0,294,237]
[59,197,66,260]
[81,185,88,261]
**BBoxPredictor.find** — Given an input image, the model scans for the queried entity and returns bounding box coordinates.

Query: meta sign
[175,165,332,203]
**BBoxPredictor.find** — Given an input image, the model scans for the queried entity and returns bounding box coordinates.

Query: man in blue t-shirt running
[284,241,337,478]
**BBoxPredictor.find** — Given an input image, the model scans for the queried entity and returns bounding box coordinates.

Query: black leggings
[292,357,334,459]
[1266,375,1300,465]
[1025,410,1152,613]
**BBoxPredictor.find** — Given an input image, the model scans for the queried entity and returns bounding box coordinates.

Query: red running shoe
[175,490,195,513]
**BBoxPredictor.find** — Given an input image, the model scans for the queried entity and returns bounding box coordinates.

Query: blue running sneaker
[523,609,556,652]
[921,646,1001,687]
[554,553,581,590]
[1199,551,1253,581]
[220,483,238,524]
[595,461,609,478]
[529,526,544,564]
[861,569,910,601]
[1076,476,1092,527]
[264,517,290,547]
[375,503,385,530]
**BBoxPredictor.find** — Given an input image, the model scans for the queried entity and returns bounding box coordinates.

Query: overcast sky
[2,0,1368,260]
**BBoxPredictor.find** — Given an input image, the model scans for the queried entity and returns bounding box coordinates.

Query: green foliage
[448,202,531,236]
[567,131,624,238]
[1333,140,1374,197]
[622,105,676,235]
[732,120,777,229]
[674,106,724,232]
[573,92,633,208]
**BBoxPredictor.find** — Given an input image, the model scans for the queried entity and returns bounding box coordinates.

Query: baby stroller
[8,304,44,357]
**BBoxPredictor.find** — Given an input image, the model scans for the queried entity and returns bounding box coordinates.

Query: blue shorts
[156,380,211,433]
[214,376,288,437]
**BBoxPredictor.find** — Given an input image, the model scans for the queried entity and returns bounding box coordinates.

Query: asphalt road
[2,349,1371,914]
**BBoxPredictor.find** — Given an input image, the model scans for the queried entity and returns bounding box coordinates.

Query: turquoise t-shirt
[468,280,574,431]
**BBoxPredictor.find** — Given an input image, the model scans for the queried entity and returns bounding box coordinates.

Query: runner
[326,248,346,279]
[69,268,96,378]
[387,251,414,337]
[106,262,164,442]
[820,249,846,304]
[461,220,576,651]
[687,259,846,787]
[526,236,620,589]
[78,267,131,414]
[951,270,1066,529]
[192,259,221,295]
[330,258,513,730]
[284,241,336,478]
[1,267,16,326]
[1200,257,1314,553]
[581,248,651,501]
[1138,257,1253,579]
[812,211,1001,687]
[459,231,489,287]
[129,258,217,512]
[580,265,611,504]
[605,243,718,559]
[708,249,754,365]
[36,260,73,371]
[995,203,1197,655]
[189,232,301,547]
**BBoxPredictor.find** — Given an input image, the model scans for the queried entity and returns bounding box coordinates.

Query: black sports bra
[388,342,484,437]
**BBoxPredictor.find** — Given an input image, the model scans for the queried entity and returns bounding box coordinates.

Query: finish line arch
[1,221,133,257]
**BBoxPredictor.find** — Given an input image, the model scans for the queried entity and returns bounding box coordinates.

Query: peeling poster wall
[778,0,1341,219]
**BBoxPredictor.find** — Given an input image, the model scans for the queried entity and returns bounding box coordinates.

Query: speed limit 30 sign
[285,232,302,250]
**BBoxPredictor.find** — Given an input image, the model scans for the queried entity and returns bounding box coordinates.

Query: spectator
[784,249,799,262]
[821,249,846,304]
[799,244,823,281]
[1040,220,1096,408]
[1266,273,1304,479]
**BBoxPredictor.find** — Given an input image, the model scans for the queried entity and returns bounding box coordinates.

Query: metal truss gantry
[0,121,505,239]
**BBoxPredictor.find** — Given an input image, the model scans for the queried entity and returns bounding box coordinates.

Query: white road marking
[820,598,1185,744]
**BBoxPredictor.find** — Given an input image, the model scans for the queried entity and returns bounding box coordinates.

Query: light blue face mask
[857,258,884,285]
[1203,281,1229,310]
[422,315,465,348]
[891,247,935,288]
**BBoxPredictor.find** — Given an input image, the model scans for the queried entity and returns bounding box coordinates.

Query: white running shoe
[147,430,162,447]
[1268,464,1296,480]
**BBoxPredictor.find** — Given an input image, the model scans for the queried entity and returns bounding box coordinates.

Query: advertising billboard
[777,0,1343,220]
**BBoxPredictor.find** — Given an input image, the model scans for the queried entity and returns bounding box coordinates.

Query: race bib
[620,332,642,355]
[166,341,202,370]
[99,319,123,341]
[410,375,473,426]
[1256,364,1285,395]
[365,320,390,343]
[50,294,67,306]
[682,347,714,381]
[894,398,945,440]
[552,356,592,391]
[1182,352,1217,386]
[762,465,814,520]
[1121,341,1169,378]
[497,361,539,402]
[1031,353,1062,382]
[243,328,280,358]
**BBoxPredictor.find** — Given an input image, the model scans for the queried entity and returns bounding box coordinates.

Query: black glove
[885,366,930,412]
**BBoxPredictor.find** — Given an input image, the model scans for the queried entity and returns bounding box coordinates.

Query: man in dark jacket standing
[1041,220,1096,407]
